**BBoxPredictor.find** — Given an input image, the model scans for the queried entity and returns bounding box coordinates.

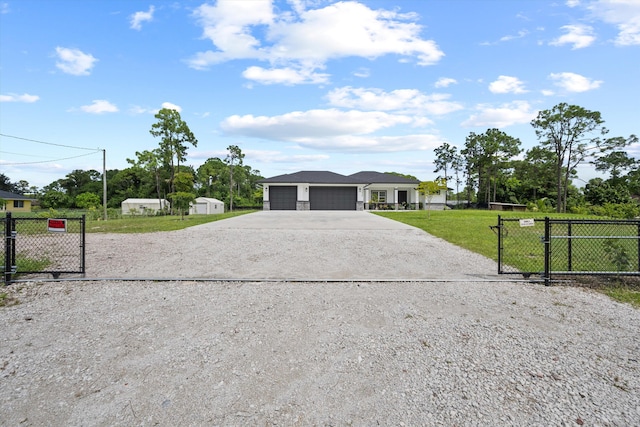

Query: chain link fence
[495,216,640,284]
[3,213,85,284]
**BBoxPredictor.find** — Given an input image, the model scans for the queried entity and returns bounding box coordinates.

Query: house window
[371,190,386,203]
[13,200,24,208]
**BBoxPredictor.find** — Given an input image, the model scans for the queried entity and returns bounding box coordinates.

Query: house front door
[398,190,408,205]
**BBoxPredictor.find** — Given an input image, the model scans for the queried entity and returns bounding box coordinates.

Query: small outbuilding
[121,198,170,215]
[189,197,225,215]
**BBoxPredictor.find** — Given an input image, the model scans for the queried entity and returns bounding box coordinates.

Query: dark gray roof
[259,171,367,184]
[349,171,420,184]
[0,190,32,200]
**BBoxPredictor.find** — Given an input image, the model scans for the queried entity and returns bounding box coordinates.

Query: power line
[0,150,52,158]
[0,133,102,152]
[1,151,100,165]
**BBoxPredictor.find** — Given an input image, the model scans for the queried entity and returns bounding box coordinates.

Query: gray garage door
[269,186,297,210]
[310,187,357,210]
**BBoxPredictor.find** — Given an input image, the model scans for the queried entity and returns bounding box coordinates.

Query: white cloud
[586,0,640,45]
[188,1,444,85]
[549,72,603,92]
[353,68,370,78]
[242,65,329,85]
[462,101,538,128]
[55,47,98,76]
[0,93,40,103]
[326,86,462,115]
[499,29,529,42]
[488,76,528,94]
[161,102,182,112]
[130,5,155,30]
[221,109,415,140]
[129,105,150,115]
[129,102,182,114]
[550,24,596,49]
[246,150,331,163]
[290,134,445,152]
[541,89,555,96]
[434,77,457,88]
[219,108,445,153]
[566,0,581,7]
[1,2,9,14]
[80,100,119,114]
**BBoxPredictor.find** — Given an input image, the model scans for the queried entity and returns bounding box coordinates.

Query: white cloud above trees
[489,76,528,94]
[79,100,118,114]
[0,93,39,103]
[187,1,444,85]
[549,72,603,92]
[130,6,155,31]
[54,47,97,76]
[434,77,457,88]
[219,108,445,152]
[550,24,596,49]
[326,86,462,115]
[586,0,640,46]
[462,101,537,128]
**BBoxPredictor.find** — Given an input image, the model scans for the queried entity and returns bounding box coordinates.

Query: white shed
[121,198,170,215]
[189,197,225,215]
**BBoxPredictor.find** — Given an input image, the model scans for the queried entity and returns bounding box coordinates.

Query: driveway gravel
[1,211,639,426]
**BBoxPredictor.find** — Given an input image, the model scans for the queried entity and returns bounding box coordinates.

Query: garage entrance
[269,186,297,210]
[310,187,357,210]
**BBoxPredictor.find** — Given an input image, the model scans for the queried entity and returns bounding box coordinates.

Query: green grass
[16,255,52,272]
[374,209,565,262]
[0,292,20,307]
[374,209,640,308]
[603,287,640,308]
[86,210,257,233]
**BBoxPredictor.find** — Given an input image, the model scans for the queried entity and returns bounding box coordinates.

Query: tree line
[433,103,638,216]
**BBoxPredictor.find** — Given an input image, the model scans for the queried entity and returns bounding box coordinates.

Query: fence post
[544,216,551,286]
[4,212,11,284]
[81,215,86,276]
[567,220,572,272]
[497,215,502,274]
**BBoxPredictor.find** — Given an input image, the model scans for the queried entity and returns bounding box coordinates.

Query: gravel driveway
[1,211,639,426]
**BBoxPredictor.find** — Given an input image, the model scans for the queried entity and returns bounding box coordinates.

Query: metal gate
[494,216,640,284]
[3,212,85,284]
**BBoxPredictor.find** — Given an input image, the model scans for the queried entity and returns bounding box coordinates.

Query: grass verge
[86,210,257,233]
[374,209,639,308]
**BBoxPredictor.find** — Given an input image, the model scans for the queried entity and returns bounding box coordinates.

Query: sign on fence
[47,218,67,233]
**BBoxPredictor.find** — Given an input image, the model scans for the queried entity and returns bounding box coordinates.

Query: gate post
[544,216,551,286]
[4,212,12,284]
[81,215,86,276]
[497,215,502,274]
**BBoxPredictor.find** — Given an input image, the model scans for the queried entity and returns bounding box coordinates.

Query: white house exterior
[350,171,421,210]
[189,197,225,215]
[258,170,451,211]
[421,190,448,210]
[121,198,169,215]
[260,171,367,211]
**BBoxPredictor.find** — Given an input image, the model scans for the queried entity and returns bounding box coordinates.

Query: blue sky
[1,0,638,189]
